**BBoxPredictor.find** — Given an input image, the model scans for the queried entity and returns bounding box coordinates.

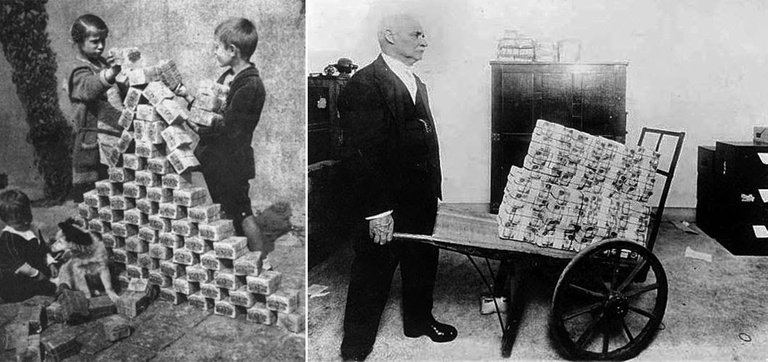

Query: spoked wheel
[550,239,667,360]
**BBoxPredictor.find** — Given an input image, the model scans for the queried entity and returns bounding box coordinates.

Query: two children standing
[66,15,272,265]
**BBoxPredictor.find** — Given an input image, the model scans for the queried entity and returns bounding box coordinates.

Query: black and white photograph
[307,0,768,360]
[0,0,305,360]
[5,0,768,360]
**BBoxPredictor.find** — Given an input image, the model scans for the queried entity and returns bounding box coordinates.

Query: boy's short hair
[0,189,32,224]
[70,14,109,44]
[215,18,259,60]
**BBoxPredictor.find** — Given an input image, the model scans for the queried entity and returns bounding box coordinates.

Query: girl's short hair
[215,18,259,59]
[0,188,32,224]
[71,14,109,44]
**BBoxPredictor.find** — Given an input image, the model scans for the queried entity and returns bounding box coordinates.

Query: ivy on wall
[0,0,72,202]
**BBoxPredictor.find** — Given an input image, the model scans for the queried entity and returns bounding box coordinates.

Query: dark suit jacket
[339,55,442,220]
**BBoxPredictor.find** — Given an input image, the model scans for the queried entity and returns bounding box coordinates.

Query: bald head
[377,13,427,66]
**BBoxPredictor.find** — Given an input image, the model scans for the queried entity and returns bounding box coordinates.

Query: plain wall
[309,0,768,208]
[0,0,306,210]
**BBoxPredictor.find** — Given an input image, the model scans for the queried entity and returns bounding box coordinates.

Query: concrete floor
[0,201,306,362]
[308,208,768,361]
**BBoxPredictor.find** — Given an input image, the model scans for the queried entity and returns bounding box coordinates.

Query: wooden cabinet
[490,62,628,212]
[308,75,348,164]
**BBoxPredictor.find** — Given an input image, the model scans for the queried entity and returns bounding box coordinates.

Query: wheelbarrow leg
[501,262,527,358]
[493,261,512,296]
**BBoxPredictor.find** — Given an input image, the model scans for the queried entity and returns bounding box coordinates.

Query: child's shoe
[262,256,273,271]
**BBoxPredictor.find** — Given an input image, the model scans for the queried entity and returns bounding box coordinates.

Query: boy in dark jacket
[0,189,57,302]
[193,18,269,266]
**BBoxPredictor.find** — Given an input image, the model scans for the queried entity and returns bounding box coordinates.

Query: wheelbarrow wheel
[549,239,667,360]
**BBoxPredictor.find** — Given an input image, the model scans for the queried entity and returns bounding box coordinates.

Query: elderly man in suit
[338,13,457,361]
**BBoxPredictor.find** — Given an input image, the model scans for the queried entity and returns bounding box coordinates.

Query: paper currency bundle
[159,288,187,305]
[234,252,263,276]
[247,270,282,295]
[108,47,141,66]
[88,295,117,318]
[214,268,244,290]
[214,298,241,318]
[123,182,146,199]
[102,315,131,342]
[498,120,659,252]
[116,292,151,318]
[149,270,172,287]
[278,311,305,333]
[173,276,200,295]
[189,292,215,311]
[201,282,228,300]
[187,265,214,283]
[247,303,277,325]
[266,289,299,313]
[185,236,212,254]
[214,236,248,259]
[229,287,257,308]
[41,327,80,360]
[137,252,158,269]
[188,79,228,127]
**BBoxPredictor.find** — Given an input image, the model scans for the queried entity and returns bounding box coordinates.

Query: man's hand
[369,214,394,245]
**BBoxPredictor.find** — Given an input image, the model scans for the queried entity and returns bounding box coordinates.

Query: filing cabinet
[700,141,768,255]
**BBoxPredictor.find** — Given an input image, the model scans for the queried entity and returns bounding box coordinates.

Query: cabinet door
[537,71,573,129]
[490,133,532,213]
[575,70,626,137]
[308,84,331,164]
[494,70,534,134]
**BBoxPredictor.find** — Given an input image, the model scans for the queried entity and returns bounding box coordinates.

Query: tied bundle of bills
[188,79,228,127]
[247,270,282,295]
[247,304,276,325]
[214,298,240,318]
[159,232,183,248]
[266,289,299,313]
[185,236,212,254]
[186,265,214,283]
[188,292,215,311]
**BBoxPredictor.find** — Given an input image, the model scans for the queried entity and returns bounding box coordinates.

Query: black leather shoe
[404,319,457,343]
[340,347,371,361]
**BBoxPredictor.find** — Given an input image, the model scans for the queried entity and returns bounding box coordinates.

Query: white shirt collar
[381,53,418,103]
[3,225,37,241]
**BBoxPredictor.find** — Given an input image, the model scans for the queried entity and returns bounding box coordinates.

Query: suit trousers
[341,176,439,353]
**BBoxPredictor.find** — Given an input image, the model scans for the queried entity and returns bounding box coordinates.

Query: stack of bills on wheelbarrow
[497,119,660,252]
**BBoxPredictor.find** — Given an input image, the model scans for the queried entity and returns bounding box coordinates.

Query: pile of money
[497,119,659,251]
[71,47,301,332]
